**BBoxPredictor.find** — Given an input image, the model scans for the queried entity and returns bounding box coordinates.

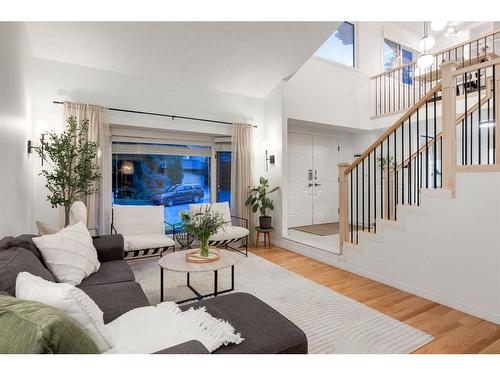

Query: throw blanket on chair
[105,302,243,354]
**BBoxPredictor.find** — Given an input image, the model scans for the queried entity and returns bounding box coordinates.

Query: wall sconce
[120,160,134,175]
[27,134,45,166]
[265,150,275,172]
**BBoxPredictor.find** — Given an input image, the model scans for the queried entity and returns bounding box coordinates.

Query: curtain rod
[52,101,258,128]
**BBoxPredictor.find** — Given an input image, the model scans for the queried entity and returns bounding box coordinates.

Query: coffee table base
[160,265,235,304]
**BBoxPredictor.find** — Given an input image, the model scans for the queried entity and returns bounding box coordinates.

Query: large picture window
[112,142,213,224]
[314,22,355,68]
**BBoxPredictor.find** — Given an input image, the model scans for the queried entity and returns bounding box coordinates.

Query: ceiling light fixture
[417,22,435,69]
[418,22,435,51]
[417,53,434,69]
[431,21,448,32]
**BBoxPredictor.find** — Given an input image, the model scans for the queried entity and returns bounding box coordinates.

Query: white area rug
[129,253,434,353]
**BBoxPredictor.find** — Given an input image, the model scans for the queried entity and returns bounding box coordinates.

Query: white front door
[287,133,313,227]
[312,135,339,224]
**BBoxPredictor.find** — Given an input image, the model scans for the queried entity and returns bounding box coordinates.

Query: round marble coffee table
[158,249,241,303]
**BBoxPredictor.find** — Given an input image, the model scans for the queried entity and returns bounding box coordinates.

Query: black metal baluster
[356,165,359,243]
[433,92,437,188]
[470,112,474,164]
[465,73,468,164]
[416,108,420,205]
[488,97,491,164]
[493,65,496,164]
[368,153,371,232]
[462,119,465,165]
[409,114,412,202]
[394,129,397,219]
[380,142,383,218]
[350,172,353,243]
[439,137,443,187]
[373,148,377,231]
[362,159,365,232]
[426,100,429,188]
[386,136,390,218]
[478,68,482,164]
[401,120,405,204]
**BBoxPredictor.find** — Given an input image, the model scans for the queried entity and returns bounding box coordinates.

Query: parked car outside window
[151,184,204,206]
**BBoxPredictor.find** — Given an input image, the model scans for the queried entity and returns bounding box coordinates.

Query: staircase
[336,33,500,324]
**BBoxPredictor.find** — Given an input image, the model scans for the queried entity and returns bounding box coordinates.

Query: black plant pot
[259,216,272,229]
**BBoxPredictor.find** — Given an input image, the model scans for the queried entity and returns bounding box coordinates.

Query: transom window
[314,22,355,68]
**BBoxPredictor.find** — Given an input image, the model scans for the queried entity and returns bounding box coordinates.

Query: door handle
[307,183,313,187]
[314,183,321,187]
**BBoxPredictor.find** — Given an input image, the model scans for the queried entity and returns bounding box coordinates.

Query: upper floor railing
[371,29,500,118]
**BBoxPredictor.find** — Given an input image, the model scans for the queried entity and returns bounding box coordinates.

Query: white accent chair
[111,205,176,260]
[188,202,249,256]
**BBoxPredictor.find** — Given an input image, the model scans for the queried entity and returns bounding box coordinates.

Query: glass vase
[200,236,210,257]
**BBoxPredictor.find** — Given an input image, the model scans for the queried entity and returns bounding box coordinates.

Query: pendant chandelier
[417,22,435,69]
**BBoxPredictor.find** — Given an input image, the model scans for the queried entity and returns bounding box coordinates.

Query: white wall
[30,57,266,230]
[0,23,33,237]
[343,172,500,324]
[260,82,285,240]
[284,22,418,131]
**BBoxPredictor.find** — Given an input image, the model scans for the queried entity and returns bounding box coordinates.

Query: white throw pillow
[15,272,113,352]
[32,221,100,285]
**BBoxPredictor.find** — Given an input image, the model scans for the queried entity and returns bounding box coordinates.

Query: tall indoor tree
[38,116,101,226]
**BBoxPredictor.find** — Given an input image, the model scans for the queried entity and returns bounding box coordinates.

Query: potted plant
[180,206,226,257]
[38,116,100,226]
[377,156,395,169]
[245,177,279,229]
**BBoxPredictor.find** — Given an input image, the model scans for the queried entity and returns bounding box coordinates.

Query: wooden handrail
[371,29,500,79]
[345,82,442,175]
[395,83,493,172]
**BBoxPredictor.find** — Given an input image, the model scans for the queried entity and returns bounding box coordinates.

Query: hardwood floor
[250,245,500,354]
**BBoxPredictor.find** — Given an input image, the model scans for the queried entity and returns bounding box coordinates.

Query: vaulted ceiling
[25,22,340,98]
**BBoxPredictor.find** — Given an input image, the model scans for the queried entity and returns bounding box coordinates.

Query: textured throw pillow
[36,220,60,236]
[0,248,56,296]
[0,294,99,354]
[16,272,113,352]
[32,221,100,285]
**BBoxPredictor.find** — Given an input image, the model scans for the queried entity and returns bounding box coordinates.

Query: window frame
[382,37,418,72]
[110,132,232,214]
[313,21,358,70]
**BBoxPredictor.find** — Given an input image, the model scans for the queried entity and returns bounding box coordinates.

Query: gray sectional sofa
[0,234,307,354]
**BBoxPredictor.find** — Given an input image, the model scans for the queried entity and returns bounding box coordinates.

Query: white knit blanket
[104,302,243,354]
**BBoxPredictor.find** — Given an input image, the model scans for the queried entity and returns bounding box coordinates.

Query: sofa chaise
[0,234,307,354]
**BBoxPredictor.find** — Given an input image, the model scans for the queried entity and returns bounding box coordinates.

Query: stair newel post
[384,165,395,220]
[338,162,350,254]
[441,61,460,193]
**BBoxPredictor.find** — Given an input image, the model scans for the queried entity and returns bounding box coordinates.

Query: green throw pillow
[0,294,99,354]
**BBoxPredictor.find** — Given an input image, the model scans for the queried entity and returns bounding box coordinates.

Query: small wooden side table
[255,227,274,248]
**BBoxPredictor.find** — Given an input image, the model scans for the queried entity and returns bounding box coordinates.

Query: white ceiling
[25,22,340,98]
[382,21,487,49]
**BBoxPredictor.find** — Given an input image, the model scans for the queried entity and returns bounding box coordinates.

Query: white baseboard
[336,258,500,325]
[273,238,339,266]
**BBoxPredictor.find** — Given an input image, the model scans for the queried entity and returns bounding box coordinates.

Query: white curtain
[231,123,254,242]
[63,102,110,235]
